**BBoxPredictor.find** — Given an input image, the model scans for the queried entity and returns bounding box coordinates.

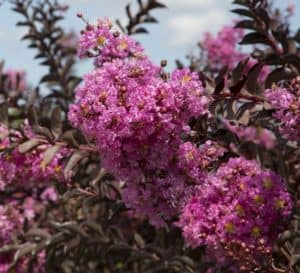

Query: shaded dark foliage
[0,0,299,272]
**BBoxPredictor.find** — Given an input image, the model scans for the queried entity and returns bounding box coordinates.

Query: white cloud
[167,9,229,46]
[164,0,221,9]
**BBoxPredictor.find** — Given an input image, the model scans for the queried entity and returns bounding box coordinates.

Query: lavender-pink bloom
[178,157,292,269]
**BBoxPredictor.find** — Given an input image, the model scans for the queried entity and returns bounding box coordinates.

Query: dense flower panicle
[69,60,209,176]
[70,19,211,226]
[121,141,225,227]
[0,202,23,245]
[0,202,24,272]
[0,199,46,272]
[202,25,245,70]
[69,60,209,226]
[0,145,70,189]
[0,124,71,189]
[178,157,292,269]
[201,24,269,82]
[223,119,276,149]
[78,18,144,66]
[78,18,112,58]
[3,69,27,92]
[265,86,300,142]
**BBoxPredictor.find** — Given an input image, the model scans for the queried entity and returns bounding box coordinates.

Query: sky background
[0,0,299,86]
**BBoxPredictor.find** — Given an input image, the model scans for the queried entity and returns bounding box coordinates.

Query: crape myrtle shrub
[0,0,300,272]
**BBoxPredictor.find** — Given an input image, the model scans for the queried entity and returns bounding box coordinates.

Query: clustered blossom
[70,17,293,269]
[78,18,144,66]
[0,199,46,272]
[222,119,276,149]
[69,59,209,226]
[0,124,71,190]
[201,24,269,82]
[3,68,27,92]
[121,141,225,227]
[202,24,245,70]
[0,202,24,272]
[70,19,211,226]
[178,157,292,271]
[265,86,300,142]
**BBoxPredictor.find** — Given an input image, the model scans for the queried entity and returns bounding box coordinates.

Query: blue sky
[0,0,298,86]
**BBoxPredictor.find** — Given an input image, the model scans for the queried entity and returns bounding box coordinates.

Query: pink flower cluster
[202,25,245,70]
[265,86,300,142]
[3,69,27,92]
[0,199,46,272]
[70,19,211,226]
[201,24,269,82]
[70,18,292,268]
[121,140,225,226]
[0,201,24,272]
[78,18,144,66]
[178,157,292,270]
[222,119,276,149]
[0,124,71,190]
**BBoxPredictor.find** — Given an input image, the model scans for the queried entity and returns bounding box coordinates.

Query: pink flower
[265,86,300,142]
[222,119,276,149]
[70,18,211,226]
[287,2,296,16]
[201,23,270,82]
[201,24,244,70]
[3,69,27,92]
[178,157,292,270]
[0,123,72,190]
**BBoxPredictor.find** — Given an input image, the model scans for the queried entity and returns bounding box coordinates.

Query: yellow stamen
[239,183,245,190]
[181,75,192,84]
[263,178,273,189]
[253,195,264,205]
[275,199,286,210]
[117,40,128,50]
[251,226,261,237]
[185,151,194,161]
[225,222,235,234]
[96,36,106,46]
[54,165,61,173]
[236,204,245,217]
